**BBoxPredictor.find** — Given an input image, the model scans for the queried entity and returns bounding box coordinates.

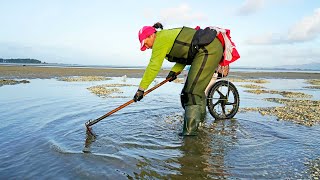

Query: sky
[0,0,319,67]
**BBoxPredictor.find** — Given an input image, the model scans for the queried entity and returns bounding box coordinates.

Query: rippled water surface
[0,77,319,179]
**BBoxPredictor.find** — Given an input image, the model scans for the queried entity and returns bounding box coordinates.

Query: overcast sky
[0,0,319,67]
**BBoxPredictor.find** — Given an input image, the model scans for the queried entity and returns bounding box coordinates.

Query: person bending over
[133,22,223,136]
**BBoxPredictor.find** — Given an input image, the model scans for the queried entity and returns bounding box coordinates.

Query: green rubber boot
[199,97,207,127]
[181,105,202,136]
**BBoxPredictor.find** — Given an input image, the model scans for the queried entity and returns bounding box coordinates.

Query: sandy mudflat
[0,65,319,79]
[229,71,320,79]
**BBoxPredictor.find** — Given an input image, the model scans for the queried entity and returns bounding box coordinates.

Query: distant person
[133,22,239,136]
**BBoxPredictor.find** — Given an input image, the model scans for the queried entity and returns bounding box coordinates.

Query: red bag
[195,26,240,66]
[216,29,240,66]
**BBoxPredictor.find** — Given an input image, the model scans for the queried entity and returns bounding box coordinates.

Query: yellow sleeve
[138,29,181,90]
[138,48,166,90]
[171,63,186,73]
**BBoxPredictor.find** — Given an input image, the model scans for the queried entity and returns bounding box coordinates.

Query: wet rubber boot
[199,97,207,127]
[181,105,202,136]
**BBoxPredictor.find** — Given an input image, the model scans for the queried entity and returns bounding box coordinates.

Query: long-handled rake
[84,72,180,136]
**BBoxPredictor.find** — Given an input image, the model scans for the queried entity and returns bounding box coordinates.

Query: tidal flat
[0,65,320,179]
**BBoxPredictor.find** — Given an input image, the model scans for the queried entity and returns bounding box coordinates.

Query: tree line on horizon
[0,58,42,64]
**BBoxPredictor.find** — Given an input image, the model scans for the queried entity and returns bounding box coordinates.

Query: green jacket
[139,27,195,90]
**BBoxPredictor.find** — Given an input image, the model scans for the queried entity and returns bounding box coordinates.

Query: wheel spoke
[226,101,236,105]
[227,86,231,98]
[212,100,220,108]
[221,104,227,116]
[216,89,224,97]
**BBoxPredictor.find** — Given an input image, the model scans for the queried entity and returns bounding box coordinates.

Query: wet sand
[0,65,319,79]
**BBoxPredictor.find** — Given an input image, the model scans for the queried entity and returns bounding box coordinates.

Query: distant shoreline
[0,65,319,79]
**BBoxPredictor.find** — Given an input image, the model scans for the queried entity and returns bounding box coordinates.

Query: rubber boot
[181,105,202,136]
[199,97,207,127]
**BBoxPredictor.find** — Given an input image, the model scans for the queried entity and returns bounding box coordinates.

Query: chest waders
[167,27,223,136]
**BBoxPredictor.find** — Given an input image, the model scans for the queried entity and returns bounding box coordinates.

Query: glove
[133,89,144,102]
[166,71,177,82]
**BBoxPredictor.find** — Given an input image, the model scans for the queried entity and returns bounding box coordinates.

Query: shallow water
[0,77,319,179]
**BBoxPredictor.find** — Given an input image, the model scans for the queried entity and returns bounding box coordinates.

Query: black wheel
[206,80,240,119]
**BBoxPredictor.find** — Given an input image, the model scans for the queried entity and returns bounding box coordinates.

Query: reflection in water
[172,135,220,179]
[169,119,239,179]
[127,119,239,179]
[83,128,96,153]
